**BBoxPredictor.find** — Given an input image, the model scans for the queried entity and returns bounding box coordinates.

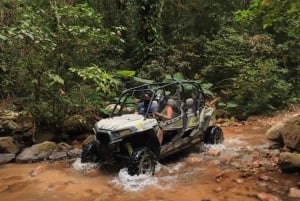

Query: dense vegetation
[0,0,299,126]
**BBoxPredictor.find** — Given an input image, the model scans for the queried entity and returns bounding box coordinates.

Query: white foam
[72,158,100,171]
[111,168,159,192]
[111,163,180,192]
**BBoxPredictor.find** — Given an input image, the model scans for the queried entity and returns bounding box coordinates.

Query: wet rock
[205,149,221,157]
[260,149,280,157]
[258,175,271,181]
[281,115,300,151]
[16,141,57,163]
[186,156,203,164]
[267,115,300,151]
[278,152,300,172]
[0,153,15,164]
[214,173,227,182]
[49,151,67,160]
[57,142,73,151]
[67,149,82,158]
[234,178,244,184]
[257,192,282,201]
[266,122,284,143]
[0,136,18,154]
[288,187,300,199]
[258,160,277,171]
[213,186,223,193]
[29,165,46,177]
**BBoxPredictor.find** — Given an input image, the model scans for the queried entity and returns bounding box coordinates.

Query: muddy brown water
[0,124,300,201]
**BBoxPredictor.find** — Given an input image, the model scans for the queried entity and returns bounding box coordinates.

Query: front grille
[96,132,110,144]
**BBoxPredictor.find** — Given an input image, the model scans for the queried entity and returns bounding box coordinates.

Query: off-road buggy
[81,81,224,176]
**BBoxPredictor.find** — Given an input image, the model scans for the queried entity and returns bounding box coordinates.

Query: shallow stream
[1,125,299,201]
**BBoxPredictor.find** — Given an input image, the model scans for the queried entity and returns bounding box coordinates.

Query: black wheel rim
[138,151,154,175]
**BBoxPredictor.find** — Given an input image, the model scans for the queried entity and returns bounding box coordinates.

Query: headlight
[118,129,131,136]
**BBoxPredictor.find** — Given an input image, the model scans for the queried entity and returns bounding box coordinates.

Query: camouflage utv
[81,81,224,176]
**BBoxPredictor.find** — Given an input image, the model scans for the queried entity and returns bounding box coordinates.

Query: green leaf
[226,102,238,108]
[27,33,34,40]
[48,73,64,85]
[0,34,7,41]
[116,70,136,77]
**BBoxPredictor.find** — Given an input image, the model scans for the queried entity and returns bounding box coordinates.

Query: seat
[167,98,180,118]
[159,98,183,130]
[185,98,198,129]
[185,98,194,114]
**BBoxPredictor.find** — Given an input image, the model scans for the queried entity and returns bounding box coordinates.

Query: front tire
[128,147,156,176]
[81,141,100,163]
[204,126,224,144]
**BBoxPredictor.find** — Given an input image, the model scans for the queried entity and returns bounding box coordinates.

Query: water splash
[111,168,159,192]
[111,163,180,192]
[72,158,100,172]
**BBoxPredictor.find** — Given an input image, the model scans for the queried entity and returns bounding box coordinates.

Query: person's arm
[155,105,173,120]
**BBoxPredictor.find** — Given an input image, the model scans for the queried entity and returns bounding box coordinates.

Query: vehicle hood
[95,114,157,131]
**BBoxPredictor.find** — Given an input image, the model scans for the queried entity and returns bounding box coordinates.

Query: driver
[135,91,158,115]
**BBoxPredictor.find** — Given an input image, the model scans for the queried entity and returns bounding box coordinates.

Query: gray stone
[68,149,82,158]
[266,122,284,143]
[281,115,300,151]
[16,141,57,163]
[49,151,67,160]
[0,153,15,164]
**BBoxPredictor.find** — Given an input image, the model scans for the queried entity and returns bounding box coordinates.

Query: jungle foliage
[0,0,299,125]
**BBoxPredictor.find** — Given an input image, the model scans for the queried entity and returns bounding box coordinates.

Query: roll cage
[109,81,206,119]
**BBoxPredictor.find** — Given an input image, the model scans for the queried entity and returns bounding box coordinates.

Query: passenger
[155,99,176,144]
[135,91,158,115]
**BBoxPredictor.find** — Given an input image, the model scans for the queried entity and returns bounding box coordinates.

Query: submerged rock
[278,152,300,172]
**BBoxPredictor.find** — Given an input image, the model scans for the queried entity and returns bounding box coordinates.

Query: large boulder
[265,122,285,143]
[0,153,15,164]
[16,141,57,163]
[281,115,300,151]
[266,115,300,151]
